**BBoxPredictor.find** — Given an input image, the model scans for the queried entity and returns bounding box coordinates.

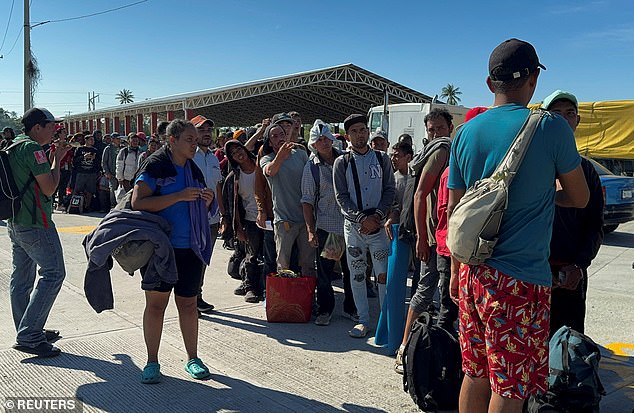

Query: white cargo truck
[367,103,470,152]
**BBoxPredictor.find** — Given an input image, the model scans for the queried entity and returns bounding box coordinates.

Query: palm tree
[116,89,135,104]
[440,84,462,105]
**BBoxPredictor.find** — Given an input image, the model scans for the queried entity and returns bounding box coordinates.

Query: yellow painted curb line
[605,342,634,357]
[56,226,96,235]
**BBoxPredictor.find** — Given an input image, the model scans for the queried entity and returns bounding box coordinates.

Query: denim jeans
[8,222,66,347]
[343,220,390,326]
[262,229,277,278]
[243,220,264,294]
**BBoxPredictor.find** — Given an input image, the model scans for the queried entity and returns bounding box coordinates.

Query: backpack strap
[492,109,545,186]
[348,155,364,211]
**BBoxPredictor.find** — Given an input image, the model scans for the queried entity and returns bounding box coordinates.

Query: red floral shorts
[458,264,551,399]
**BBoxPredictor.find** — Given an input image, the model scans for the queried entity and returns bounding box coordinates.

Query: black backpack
[0,141,35,221]
[402,312,463,411]
[524,326,605,413]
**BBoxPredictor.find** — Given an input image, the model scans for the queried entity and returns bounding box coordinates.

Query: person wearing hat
[6,108,72,357]
[116,132,141,193]
[447,39,589,411]
[301,120,357,326]
[369,130,389,152]
[542,90,604,337]
[191,115,225,314]
[333,114,395,338]
[259,122,313,278]
[223,139,264,303]
[101,132,122,208]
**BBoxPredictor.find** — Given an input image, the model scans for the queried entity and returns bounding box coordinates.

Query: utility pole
[23,0,31,112]
[88,91,100,111]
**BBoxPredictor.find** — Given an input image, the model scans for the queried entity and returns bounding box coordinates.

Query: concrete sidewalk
[0,214,632,413]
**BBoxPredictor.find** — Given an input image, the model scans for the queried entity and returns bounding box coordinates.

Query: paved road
[0,213,632,413]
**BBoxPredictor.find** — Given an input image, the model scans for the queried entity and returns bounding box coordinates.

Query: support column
[167,111,175,121]
[185,108,194,120]
[124,115,132,134]
[75,121,80,133]
[95,118,102,132]
[104,117,111,134]
[81,120,87,131]
[136,113,144,133]
[68,122,74,134]
[113,116,120,133]
[150,112,158,134]
[88,119,94,132]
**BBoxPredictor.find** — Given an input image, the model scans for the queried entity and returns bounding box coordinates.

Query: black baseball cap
[21,107,62,131]
[489,38,546,81]
[343,114,368,132]
[272,112,293,125]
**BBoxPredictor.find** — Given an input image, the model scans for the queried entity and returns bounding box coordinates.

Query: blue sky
[1,0,633,118]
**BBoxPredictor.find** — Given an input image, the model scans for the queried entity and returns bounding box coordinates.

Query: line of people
[5,38,604,410]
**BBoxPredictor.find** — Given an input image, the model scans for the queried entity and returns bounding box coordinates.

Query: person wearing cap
[369,130,389,152]
[191,115,225,314]
[223,139,264,303]
[115,133,141,193]
[333,114,395,338]
[7,107,72,358]
[542,90,604,337]
[70,134,99,212]
[101,132,122,208]
[447,39,589,411]
[301,120,357,326]
[259,121,313,277]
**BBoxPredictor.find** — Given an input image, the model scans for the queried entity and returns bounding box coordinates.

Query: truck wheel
[603,224,619,233]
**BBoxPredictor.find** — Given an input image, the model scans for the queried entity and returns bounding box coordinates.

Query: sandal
[185,358,211,380]
[141,362,162,384]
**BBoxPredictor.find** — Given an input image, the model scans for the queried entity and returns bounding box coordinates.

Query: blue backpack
[525,326,606,413]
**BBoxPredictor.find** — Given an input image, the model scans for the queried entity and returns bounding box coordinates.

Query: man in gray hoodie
[333,114,395,339]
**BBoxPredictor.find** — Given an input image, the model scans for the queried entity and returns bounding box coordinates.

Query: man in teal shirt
[7,107,70,358]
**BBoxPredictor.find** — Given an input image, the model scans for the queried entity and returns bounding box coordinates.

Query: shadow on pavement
[23,352,386,413]
[602,230,634,248]
[200,310,393,357]
[597,345,634,410]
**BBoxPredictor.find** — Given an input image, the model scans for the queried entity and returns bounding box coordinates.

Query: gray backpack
[447,109,545,265]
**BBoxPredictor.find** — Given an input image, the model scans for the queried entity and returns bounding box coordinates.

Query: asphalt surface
[0,213,632,413]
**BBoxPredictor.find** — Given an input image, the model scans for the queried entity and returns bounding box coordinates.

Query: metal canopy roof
[65,64,433,127]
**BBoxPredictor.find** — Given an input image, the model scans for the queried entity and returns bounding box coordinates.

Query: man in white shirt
[191,115,227,314]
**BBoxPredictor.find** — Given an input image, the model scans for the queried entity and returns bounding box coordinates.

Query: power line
[0,0,16,52]
[4,25,23,57]
[31,0,148,26]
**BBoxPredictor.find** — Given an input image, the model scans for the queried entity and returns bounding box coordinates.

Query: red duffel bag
[265,274,316,323]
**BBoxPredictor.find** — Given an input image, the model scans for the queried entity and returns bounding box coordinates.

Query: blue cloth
[185,160,212,265]
[375,224,410,353]
[137,166,191,248]
[448,104,581,286]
